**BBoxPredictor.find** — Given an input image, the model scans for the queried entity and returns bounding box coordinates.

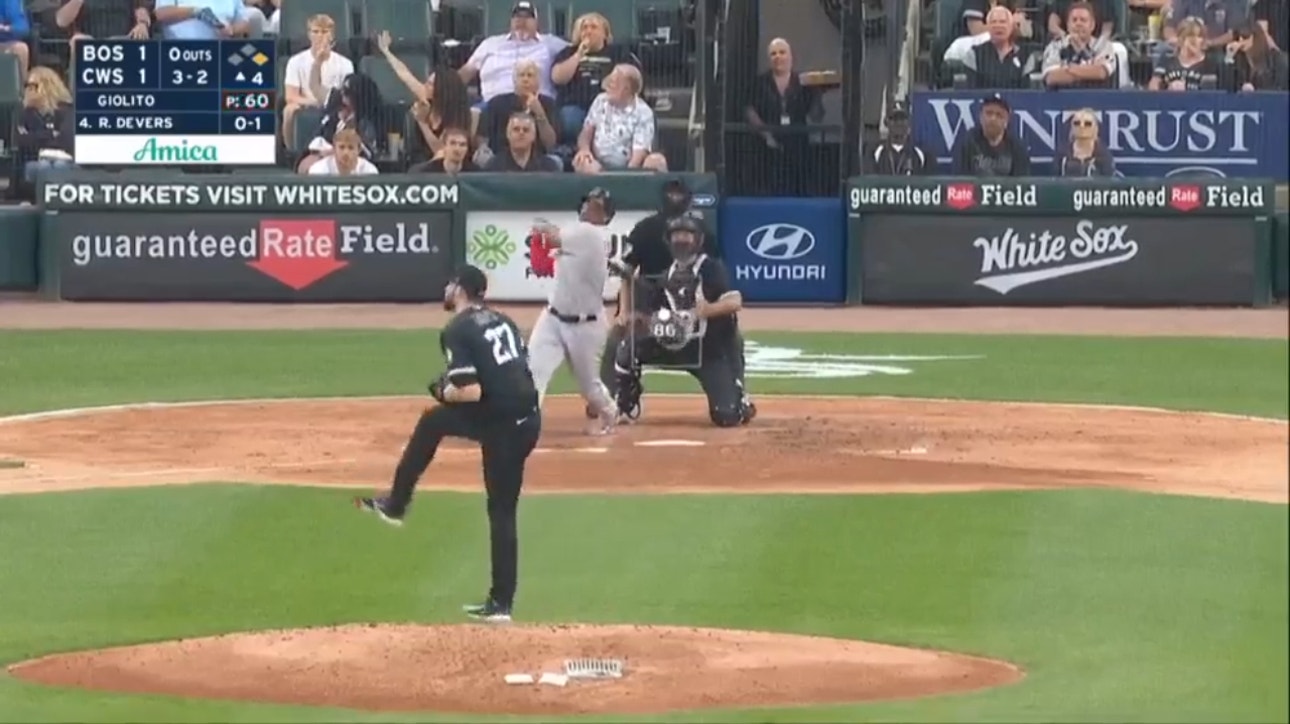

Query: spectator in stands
[951,93,1032,176]
[551,11,640,145]
[863,104,935,175]
[282,14,354,151]
[1053,108,1115,176]
[308,128,378,176]
[1226,22,1289,89]
[47,0,152,43]
[0,0,31,79]
[479,59,559,163]
[742,37,823,194]
[574,64,668,174]
[458,0,568,104]
[410,127,478,174]
[1252,0,1284,49]
[485,112,561,172]
[944,3,1034,71]
[1042,1,1118,87]
[1164,0,1248,50]
[374,33,478,164]
[1150,17,1218,89]
[263,0,279,35]
[1047,0,1114,40]
[961,5,1036,88]
[15,65,73,189]
[296,72,383,174]
[153,0,263,40]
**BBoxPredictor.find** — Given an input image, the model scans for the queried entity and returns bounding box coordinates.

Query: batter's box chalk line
[564,658,625,679]
[634,439,705,447]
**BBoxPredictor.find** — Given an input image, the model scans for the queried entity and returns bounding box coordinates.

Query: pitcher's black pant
[385,403,541,608]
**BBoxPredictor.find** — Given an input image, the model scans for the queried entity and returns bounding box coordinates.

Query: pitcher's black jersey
[441,307,539,418]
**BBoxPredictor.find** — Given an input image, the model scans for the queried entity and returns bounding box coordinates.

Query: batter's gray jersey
[548,221,610,317]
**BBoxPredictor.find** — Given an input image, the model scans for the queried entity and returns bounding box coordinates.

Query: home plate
[635,440,706,448]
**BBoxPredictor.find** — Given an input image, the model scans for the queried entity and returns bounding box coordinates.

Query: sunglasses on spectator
[1073,119,1095,127]
[24,82,37,89]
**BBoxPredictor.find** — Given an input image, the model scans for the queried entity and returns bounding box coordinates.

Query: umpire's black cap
[450,264,488,300]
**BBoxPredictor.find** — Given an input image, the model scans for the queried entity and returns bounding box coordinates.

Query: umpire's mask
[666,215,701,264]
[661,179,692,217]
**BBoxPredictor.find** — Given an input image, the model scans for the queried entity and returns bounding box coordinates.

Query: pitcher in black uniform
[614,216,754,427]
[355,264,540,623]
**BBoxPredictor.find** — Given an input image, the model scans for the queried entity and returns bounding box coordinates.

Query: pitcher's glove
[428,374,450,404]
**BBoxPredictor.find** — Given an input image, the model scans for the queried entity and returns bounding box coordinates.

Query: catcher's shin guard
[613,360,643,422]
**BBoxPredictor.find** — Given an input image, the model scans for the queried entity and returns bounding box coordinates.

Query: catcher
[612,215,754,427]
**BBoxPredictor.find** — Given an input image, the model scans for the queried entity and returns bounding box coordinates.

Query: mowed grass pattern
[0,330,1286,722]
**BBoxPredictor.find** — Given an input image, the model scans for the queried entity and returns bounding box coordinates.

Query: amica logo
[132,138,219,163]
[745,224,816,261]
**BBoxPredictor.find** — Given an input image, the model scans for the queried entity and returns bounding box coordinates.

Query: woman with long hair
[550,12,639,144]
[16,66,75,192]
[1053,108,1116,177]
[296,72,385,174]
[375,31,477,162]
[1227,22,1290,91]
[1149,18,1217,90]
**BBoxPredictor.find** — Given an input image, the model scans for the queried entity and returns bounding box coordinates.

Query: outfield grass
[0,330,1286,723]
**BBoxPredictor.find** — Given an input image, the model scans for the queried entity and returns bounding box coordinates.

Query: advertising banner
[910,90,1290,181]
[857,215,1265,305]
[40,177,461,211]
[719,197,846,303]
[463,210,646,302]
[46,212,454,301]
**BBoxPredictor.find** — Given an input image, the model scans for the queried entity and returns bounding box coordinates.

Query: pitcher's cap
[451,265,488,299]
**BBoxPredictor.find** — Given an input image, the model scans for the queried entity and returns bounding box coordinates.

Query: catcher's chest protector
[663,254,706,311]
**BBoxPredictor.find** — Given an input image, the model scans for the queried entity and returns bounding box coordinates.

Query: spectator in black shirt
[1042,1,1118,87]
[863,104,936,175]
[478,59,560,161]
[484,112,562,172]
[550,11,639,145]
[1053,108,1116,177]
[742,37,824,195]
[951,93,1032,177]
[410,128,479,174]
[296,72,384,174]
[1226,22,1290,89]
[15,66,75,197]
[48,0,151,42]
[1150,17,1218,89]
[963,5,1035,88]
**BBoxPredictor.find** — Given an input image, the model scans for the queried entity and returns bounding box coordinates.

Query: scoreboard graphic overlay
[74,40,277,165]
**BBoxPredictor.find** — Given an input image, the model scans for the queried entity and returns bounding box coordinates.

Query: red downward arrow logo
[248,219,349,290]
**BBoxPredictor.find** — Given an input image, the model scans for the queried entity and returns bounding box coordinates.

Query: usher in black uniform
[614,216,753,427]
[355,265,540,623]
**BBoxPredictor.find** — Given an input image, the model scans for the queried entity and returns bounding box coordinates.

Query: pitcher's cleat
[354,496,404,527]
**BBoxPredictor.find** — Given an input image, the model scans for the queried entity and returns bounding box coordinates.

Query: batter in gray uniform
[525,187,619,434]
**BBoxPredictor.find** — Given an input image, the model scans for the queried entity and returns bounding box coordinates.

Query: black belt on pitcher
[549,307,598,324]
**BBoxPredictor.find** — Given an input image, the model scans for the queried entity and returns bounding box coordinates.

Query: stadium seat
[287,106,326,154]
[278,0,356,54]
[363,0,434,53]
[359,52,429,106]
[0,53,21,106]
[439,0,487,41]
[935,0,965,44]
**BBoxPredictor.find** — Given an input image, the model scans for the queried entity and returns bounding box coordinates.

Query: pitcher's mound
[9,624,1022,714]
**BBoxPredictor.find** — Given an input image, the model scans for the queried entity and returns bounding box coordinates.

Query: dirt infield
[1,302,1285,714]
[8,624,1023,714]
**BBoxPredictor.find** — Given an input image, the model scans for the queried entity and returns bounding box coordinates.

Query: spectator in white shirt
[457,0,567,103]
[282,14,354,149]
[307,128,378,175]
[574,64,667,174]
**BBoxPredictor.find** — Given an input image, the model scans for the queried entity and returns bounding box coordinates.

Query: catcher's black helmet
[666,214,702,259]
[579,187,616,224]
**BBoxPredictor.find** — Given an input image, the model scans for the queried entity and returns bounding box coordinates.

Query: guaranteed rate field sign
[73,40,278,165]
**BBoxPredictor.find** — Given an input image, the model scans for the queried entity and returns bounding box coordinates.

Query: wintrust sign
[720,197,845,303]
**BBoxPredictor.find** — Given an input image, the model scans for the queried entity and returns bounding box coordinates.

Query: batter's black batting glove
[428,375,449,404]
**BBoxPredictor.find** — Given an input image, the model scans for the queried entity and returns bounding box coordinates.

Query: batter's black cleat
[463,598,513,623]
[354,496,403,527]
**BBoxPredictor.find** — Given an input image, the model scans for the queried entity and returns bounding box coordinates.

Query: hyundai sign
[720,197,845,303]
[911,90,1290,181]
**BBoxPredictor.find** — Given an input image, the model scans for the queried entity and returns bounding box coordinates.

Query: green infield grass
[0,329,1285,723]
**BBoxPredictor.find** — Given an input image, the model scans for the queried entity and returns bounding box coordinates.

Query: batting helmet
[579,187,616,224]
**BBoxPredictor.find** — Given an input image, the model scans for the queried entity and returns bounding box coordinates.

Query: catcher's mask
[579,187,616,225]
[666,214,701,262]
